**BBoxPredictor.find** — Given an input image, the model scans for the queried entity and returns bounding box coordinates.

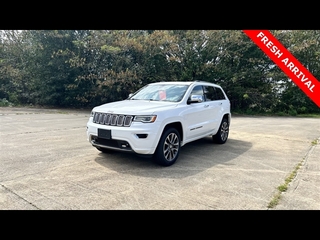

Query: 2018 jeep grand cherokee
[86,81,231,166]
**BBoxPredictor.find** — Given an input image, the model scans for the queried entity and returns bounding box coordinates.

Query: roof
[150,81,221,87]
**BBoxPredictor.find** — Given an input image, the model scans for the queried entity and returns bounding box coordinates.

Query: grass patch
[267,138,318,209]
[267,161,303,209]
[55,111,69,114]
[311,139,319,146]
[232,111,320,118]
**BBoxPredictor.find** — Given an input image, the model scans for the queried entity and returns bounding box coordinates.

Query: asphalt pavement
[0,107,319,210]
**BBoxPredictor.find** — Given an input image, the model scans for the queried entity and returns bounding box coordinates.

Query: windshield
[129,84,189,102]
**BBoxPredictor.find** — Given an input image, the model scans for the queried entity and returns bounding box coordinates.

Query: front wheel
[213,118,229,144]
[153,128,181,166]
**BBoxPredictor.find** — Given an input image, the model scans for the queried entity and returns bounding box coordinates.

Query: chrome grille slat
[93,113,99,122]
[117,115,124,126]
[105,114,111,125]
[111,115,117,125]
[98,113,104,124]
[124,116,133,126]
[101,114,107,124]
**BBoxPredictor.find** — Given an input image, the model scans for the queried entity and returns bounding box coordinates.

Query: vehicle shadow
[94,137,252,179]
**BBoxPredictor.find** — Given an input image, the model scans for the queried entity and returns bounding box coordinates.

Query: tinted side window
[188,85,204,103]
[203,86,226,101]
[190,85,204,97]
[215,87,226,100]
[203,86,216,101]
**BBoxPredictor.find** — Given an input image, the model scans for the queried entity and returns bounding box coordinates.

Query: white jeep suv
[86,81,231,166]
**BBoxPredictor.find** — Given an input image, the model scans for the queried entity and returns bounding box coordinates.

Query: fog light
[136,134,148,139]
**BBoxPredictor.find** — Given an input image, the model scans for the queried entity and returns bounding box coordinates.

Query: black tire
[213,118,229,144]
[153,128,181,166]
[96,146,113,153]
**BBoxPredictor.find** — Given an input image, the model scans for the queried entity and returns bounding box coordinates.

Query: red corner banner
[243,30,320,108]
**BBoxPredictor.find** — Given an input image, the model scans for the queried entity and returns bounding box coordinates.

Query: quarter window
[215,87,226,100]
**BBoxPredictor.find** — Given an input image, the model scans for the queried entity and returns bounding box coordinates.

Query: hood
[93,99,178,115]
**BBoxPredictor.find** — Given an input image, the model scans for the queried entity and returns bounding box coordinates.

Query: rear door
[203,85,226,131]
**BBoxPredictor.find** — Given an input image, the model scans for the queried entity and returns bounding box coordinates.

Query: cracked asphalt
[0,107,319,210]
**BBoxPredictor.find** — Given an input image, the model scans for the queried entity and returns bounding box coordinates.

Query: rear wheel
[213,118,229,144]
[153,128,181,166]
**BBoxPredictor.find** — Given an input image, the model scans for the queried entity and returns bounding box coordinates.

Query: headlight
[133,115,157,123]
[90,111,95,117]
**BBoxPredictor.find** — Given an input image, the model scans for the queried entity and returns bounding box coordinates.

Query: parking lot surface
[0,107,319,210]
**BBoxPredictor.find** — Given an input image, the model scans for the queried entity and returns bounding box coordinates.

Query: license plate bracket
[98,129,111,139]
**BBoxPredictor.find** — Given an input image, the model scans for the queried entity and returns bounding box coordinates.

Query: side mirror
[187,95,203,104]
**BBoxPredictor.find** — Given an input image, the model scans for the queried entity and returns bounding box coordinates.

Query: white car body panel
[86,81,231,159]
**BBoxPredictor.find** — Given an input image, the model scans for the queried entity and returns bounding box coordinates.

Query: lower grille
[91,136,133,152]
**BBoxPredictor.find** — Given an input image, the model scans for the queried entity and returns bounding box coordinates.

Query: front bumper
[86,119,161,155]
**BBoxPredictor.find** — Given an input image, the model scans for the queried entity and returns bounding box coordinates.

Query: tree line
[0,30,319,114]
